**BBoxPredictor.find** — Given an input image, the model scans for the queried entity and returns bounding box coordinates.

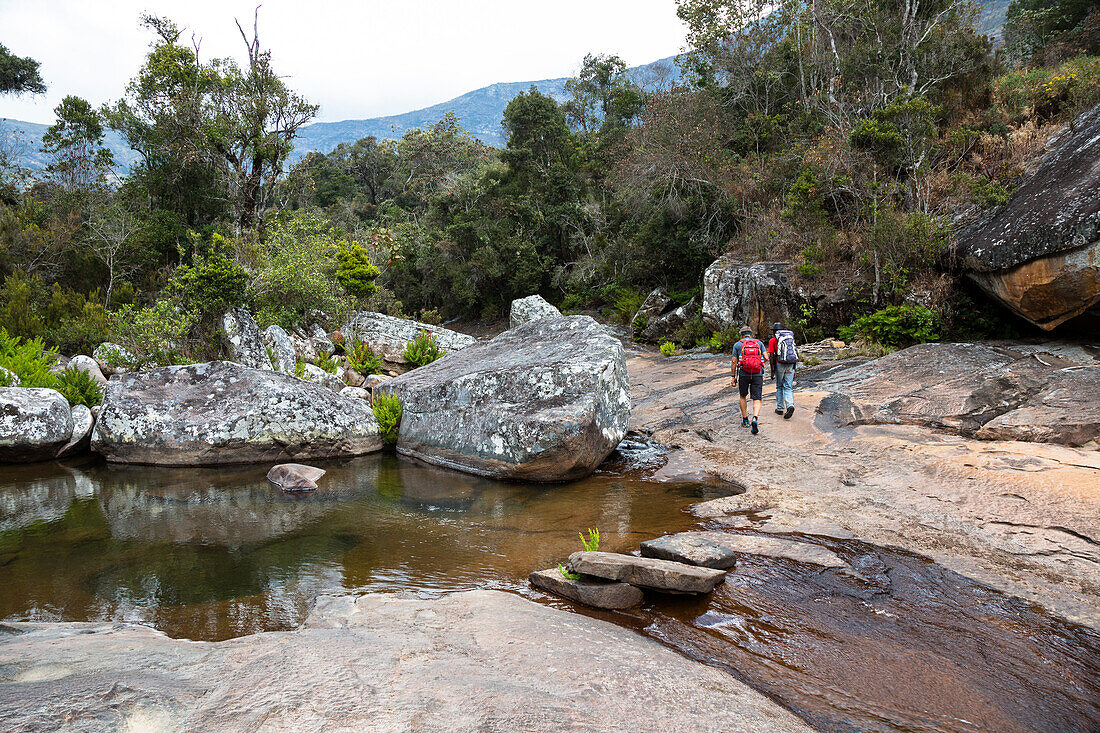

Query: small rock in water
[529,567,643,610]
[640,535,738,569]
[267,463,326,491]
[567,551,726,594]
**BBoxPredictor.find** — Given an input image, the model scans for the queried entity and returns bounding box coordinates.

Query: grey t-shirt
[732,338,767,377]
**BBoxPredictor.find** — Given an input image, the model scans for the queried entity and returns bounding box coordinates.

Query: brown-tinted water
[2,450,1098,732]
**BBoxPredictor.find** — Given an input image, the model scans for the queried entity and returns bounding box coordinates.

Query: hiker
[768,322,799,419]
[732,326,769,435]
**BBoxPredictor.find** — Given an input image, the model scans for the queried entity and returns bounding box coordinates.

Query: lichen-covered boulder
[90,361,382,465]
[630,287,672,335]
[308,323,335,356]
[641,297,697,343]
[378,315,630,482]
[509,295,562,328]
[342,311,476,364]
[263,324,297,374]
[703,258,806,337]
[222,308,273,370]
[299,362,344,392]
[0,388,73,462]
[955,103,1100,329]
[56,404,94,458]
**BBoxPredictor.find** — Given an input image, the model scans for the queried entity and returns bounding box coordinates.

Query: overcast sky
[1,0,688,126]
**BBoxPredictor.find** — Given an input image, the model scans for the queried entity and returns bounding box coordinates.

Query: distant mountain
[0,56,681,174]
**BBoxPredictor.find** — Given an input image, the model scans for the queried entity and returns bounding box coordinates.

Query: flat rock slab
[664,532,847,569]
[0,590,811,733]
[568,551,726,594]
[640,534,739,569]
[267,463,326,491]
[529,567,644,609]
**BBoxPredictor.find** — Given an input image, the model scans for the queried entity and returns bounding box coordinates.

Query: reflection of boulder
[0,463,82,532]
[955,104,1100,330]
[0,387,73,463]
[379,316,631,481]
[91,362,382,465]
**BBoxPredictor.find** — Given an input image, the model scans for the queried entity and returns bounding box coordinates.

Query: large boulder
[820,342,1100,447]
[263,324,297,374]
[55,404,94,459]
[90,361,383,465]
[0,388,73,462]
[377,315,631,481]
[630,287,673,335]
[703,258,806,337]
[342,311,476,364]
[509,294,562,328]
[642,297,697,343]
[68,355,107,387]
[955,103,1100,330]
[221,308,273,370]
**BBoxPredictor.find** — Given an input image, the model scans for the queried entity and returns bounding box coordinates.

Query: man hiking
[768,322,798,419]
[732,326,768,435]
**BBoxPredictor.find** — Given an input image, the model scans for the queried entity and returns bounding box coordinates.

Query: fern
[558,563,582,580]
[372,392,403,446]
[346,338,384,375]
[403,330,444,368]
[54,367,104,407]
[579,527,600,552]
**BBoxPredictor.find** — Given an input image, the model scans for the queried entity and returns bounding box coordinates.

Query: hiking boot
[775,407,784,414]
[751,417,759,435]
[784,406,794,419]
[741,417,750,428]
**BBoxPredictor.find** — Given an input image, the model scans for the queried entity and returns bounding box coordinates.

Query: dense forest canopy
[1,0,1098,364]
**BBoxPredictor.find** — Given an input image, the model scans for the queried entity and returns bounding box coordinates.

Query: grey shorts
[738,372,763,401]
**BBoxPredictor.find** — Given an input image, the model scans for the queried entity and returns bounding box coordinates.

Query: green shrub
[838,305,941,347]
[294,359,307,379]
[611,288,646,325]
[669,312,711,349]
[54,367,103,407]
[660,340,676,357]
[312,352,340,374]
[404,330,444,368]
[372,393,403,446]
[0,328,58,388]
[708,328,739,353]
[335,241,381,299]
[108,300,198,367]
[579,527,600,552]
[166,249,249,322]
[346,339,384,375]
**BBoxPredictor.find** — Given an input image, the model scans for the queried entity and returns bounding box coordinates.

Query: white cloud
[0,0,687,125]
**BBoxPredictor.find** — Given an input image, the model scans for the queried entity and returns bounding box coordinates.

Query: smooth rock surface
[267,463,326,491]
[55,405,93,459]
[67,355,107,387]
[648,532,847,569]
[221,308,273,370]
[529,567,644,609]
[0,388,74,463]
[0,591,809,733]
[378,315,631,481]
[509,294,562,328]
[342,311,476,364]
[568,551,726,593]
[956,103,1100,329]
[820,342,1100,446]
[90,361,382,465]
[262,324,297,374]
[640,534,739,569]
[703,258,805,338]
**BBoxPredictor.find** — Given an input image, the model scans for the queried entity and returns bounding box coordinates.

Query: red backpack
[738,338,763,374]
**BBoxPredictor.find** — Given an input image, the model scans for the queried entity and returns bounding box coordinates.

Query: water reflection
[0,454,712,640]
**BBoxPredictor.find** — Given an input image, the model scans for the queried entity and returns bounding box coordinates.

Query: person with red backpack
[732,326,769,435]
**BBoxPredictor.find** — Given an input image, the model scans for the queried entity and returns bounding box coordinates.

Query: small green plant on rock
[55,367,103,407]
[580,527,600,552]
[404,330,444,368]
[346,338,384,375]
[373,392,403,446]
[312,352,340,374]
[558,563,582,580]
[659,340,676,357]
[294,359,307,379]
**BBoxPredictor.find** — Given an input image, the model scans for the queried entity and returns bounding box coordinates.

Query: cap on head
[740,326,753,336]
[772,322,783,332]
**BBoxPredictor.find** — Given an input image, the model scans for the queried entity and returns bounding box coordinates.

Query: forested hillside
[1,0,1098,367]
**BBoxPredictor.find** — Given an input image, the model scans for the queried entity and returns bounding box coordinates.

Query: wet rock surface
[956,104,1100,329]
[378,315,630,481]
[639,533,739,569]
[0,591,810,733]
[509,294,561,328]
[266,463,326,491]
[221,308,272,370]
[645,531,846,569]
[820,342,1100,447]
[342,311,476,364]
[0,388,73,462]
[567,551,727,593]
[528,567,644,609]
[90,361,382,465]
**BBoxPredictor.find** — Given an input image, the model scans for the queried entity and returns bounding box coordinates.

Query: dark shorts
[738,371,763,401]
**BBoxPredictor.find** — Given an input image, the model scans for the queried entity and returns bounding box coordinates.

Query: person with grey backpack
[768,322,798,419]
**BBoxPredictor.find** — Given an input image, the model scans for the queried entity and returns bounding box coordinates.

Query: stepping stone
[670,531,847,569]
[640,535,738,569]
[567,551,726,594]
[529,568,643,610]
[267,463,326,491]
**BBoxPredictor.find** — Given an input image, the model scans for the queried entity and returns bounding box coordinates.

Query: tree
[0,44,45,95]
[1005,0,1100,63]
[82,203,144,305]
[564,54,644,135]
[41,96,115,192]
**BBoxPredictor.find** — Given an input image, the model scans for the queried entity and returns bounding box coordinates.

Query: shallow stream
[2,449,1097,732]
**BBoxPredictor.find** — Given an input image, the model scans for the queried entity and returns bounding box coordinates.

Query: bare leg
[740,394,748,418]
[752,399,762,418]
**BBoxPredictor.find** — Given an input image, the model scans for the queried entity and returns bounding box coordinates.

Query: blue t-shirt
[732,338,767,377]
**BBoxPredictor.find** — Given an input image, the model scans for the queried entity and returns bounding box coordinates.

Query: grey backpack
[775,330,798,364]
